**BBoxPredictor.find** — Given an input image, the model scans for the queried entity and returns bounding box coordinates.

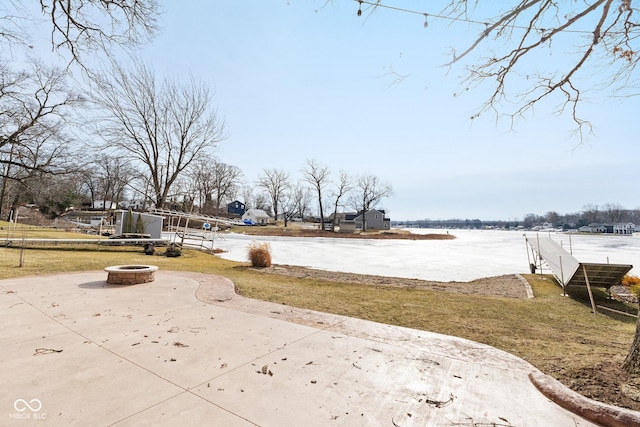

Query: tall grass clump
[247,241,272,267]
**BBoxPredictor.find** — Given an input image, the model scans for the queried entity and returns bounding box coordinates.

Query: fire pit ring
[104,265,159,285]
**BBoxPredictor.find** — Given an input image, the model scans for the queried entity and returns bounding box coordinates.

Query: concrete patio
[0,270,627,426]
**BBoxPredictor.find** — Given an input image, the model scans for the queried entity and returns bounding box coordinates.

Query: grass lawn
[1,231,638,408]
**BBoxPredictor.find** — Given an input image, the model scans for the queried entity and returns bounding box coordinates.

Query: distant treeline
[393,219,510,229]
[394,204,640,230]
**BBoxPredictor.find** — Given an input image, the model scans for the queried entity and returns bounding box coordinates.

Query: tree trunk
[0,178,7,220]
[318,198,324,231]
[623,302,640,373]
[8,194,21,221]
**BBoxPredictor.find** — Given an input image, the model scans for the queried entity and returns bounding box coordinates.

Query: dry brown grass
[247,241,272,267]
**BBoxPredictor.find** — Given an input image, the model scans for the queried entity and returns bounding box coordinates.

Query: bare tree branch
[1,1,159,66]
[361,1,640,138]
[42,0,159,64]
[439,0,639,137]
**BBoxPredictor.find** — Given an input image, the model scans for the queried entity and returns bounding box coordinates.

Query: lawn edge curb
[529,370,640,427]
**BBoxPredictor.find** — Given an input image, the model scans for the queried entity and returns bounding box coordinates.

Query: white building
[242,209,272,225]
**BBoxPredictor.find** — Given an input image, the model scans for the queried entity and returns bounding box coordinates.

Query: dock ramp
[525,235,632,314]
[526,236,632,289]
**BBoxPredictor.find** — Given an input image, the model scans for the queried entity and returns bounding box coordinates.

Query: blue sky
[36,1,640,220]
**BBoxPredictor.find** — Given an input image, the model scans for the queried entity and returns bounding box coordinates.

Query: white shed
[242,209,272,225]
[114,210,164,238]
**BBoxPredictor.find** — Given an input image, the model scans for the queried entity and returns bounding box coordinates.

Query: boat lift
[525,234,632,314]
[148,208,246,250]
[148,208,246,228]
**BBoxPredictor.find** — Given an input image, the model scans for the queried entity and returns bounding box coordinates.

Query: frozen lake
[173,229,640,282]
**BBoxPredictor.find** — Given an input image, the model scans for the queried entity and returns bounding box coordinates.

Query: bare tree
[581,204,601,224]
[349,173,393,231]
[545,211,560,227]
[0,0,160,217]
[0,61,84,218]
[92,60,227,208]
[0,61,83,156]
[240,185,253,211]
[629,208,640,224]
[187,158,215,213]
[226,185,240,207]
[601,202,628,223]
[302,159,331,229]
[522,213,540,229]
[188,158,242,215]
[29,172,83,218]
[331,170,353,226]
[253,192,271,214]
[80,155,135,209]
[297,186,313,221]
[210,160,243,214]
[1,0,159,65]
[0,169,84,220]
[256,168,290,223]
[280,183,310,227]
[361,1,640,137]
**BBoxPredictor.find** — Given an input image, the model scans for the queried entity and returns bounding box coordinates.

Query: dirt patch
[257,265,529,298]
[561,361,640,412]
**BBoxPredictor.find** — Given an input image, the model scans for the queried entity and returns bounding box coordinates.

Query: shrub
[165,242,182,257]
[143,243,155,255]
[622,274,640,288]
[247,241,271,267]
[622,274,640,298]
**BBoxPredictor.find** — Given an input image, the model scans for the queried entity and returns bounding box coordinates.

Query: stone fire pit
[104,265,159,285]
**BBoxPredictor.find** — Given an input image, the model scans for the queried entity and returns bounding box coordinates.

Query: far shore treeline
[395,203,639,230]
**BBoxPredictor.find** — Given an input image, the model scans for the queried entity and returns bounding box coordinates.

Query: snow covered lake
[175,229,640,282]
